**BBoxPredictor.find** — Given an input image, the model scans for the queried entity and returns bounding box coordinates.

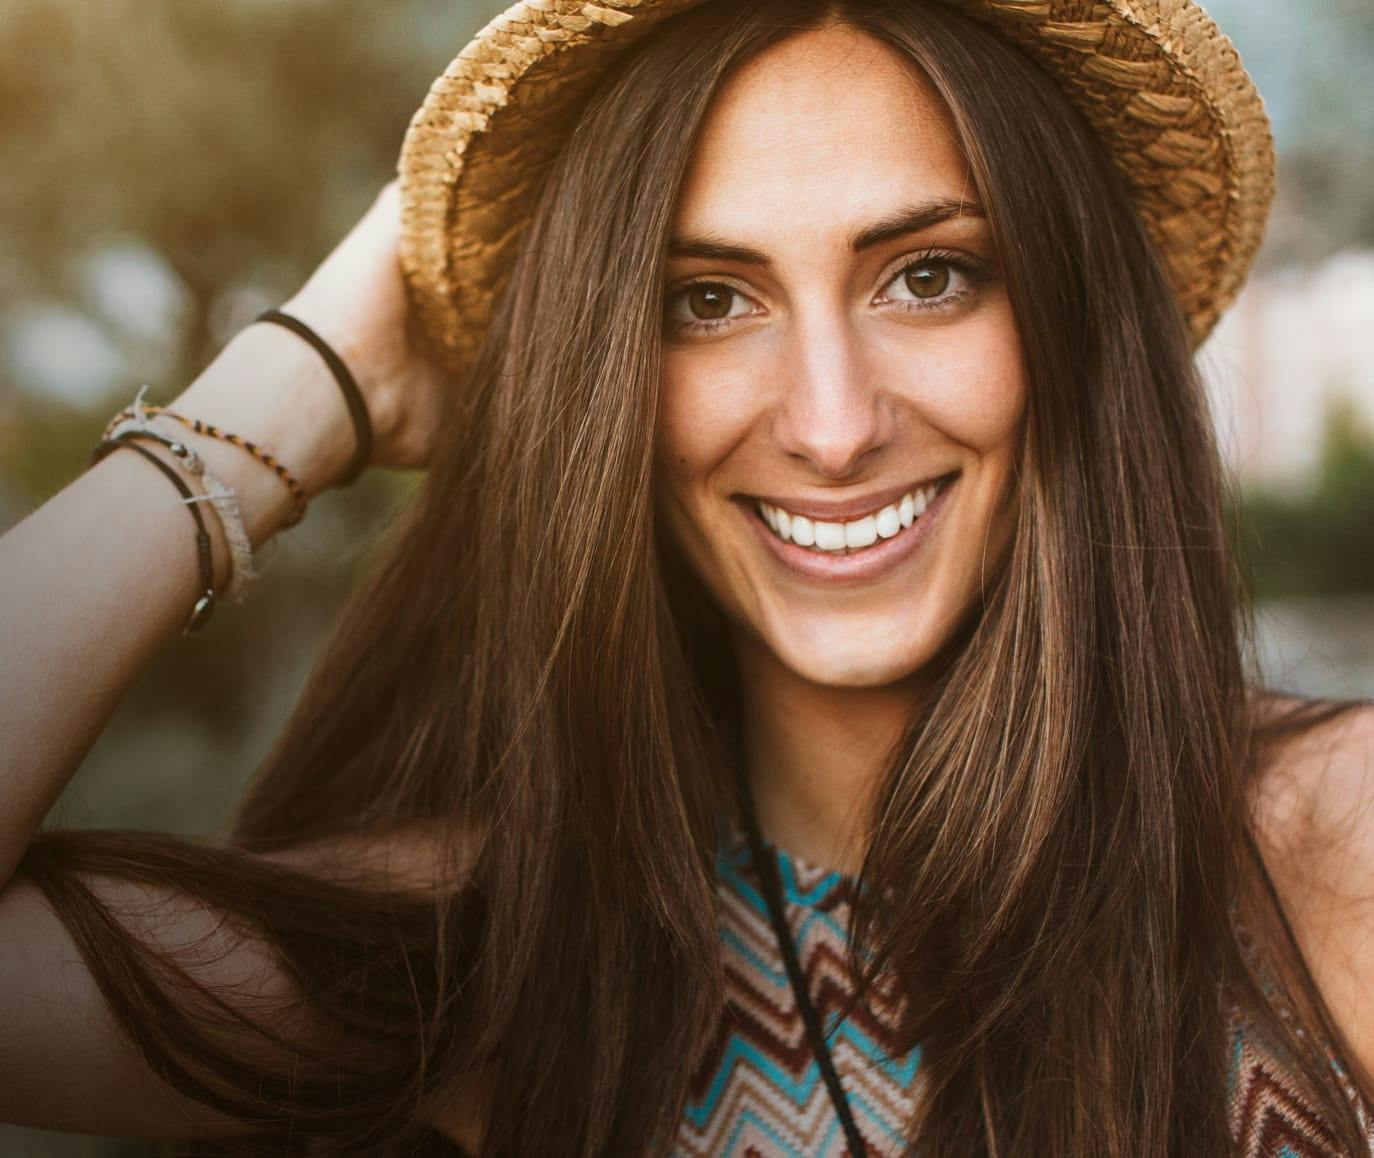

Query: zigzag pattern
[672,816,920,1156]
[673,813,1374,1157]
[1224,1011,1373,1157]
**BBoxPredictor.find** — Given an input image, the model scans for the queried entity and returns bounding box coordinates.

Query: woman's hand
[281,179,451,472]
[163,178,453,536]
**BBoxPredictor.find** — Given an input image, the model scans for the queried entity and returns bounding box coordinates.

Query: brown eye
[686,283,734,320]
[903,261,950,299]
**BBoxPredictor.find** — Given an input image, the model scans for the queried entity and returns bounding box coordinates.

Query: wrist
[259,302,374,486]
[170,320,361,507]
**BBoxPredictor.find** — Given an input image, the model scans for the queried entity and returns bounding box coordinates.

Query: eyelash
[664,248,987,337]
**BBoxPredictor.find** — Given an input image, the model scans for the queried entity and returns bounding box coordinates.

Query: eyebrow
[666,196,987,266]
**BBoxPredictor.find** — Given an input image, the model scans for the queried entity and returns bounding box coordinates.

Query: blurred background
[0,0,1370,1152]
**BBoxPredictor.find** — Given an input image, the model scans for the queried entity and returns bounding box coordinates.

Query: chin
[759,616,943,689]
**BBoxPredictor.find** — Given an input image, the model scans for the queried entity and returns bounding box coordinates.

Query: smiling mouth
[754,473,957,555]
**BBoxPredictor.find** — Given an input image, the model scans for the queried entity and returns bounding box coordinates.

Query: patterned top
[672,812,1373,1157]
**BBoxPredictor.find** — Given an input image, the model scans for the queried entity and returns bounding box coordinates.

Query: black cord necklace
[735,770,870,1158]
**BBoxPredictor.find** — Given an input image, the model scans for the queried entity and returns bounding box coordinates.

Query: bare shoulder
[1253,692,1374,876]
[1251,691,1374,1075]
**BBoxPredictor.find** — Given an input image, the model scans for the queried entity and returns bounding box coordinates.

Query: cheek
[655,356,759,487]
[900,323,1026,455]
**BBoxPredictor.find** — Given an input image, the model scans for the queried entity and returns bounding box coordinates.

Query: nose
[771,309,893,479]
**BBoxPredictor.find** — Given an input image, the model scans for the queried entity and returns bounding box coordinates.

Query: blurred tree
[1235,395,1374,599]
[1208,0,1374,263]
[0,0,502,387]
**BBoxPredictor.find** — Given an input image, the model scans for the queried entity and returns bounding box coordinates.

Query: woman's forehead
[671,24,970,247]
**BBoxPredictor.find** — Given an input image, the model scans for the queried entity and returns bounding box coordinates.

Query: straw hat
[397,0,1275,377]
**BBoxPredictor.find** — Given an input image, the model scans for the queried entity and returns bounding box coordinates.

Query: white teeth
[813,520,847,551]
[844,515,878,549]
[758,477,949,554]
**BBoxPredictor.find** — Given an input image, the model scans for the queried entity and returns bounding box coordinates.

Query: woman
[2,0,1371,1153]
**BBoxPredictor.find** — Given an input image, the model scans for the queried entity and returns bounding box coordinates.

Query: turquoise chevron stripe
[822,1007,922,1087]
[683,1039,827,1127]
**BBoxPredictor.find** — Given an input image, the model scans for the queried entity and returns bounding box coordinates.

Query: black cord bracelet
[89,434,218,636]
[254,307,373,487]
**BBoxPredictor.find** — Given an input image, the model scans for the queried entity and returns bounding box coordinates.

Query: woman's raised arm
[0,179,450,893]
[0,182,470,1147]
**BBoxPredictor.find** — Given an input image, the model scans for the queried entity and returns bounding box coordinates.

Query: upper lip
[747,472,956,522]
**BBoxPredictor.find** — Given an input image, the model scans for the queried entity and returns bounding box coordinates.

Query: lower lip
[739,475,957,585]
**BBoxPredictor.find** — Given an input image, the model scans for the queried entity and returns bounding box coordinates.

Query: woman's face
[655,23,1026,689]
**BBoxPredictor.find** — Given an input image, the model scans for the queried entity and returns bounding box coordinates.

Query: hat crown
[399,0,1275,375]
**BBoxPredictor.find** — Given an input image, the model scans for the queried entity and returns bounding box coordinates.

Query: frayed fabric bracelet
[104,387,260,604]
[88,435,217,636]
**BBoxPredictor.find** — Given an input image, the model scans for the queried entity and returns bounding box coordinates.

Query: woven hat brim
[398,0,1275,377]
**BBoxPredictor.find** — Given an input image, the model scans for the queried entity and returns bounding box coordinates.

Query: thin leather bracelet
[89,434,217,636]
[99,420,206,478]
[254,308,372,487]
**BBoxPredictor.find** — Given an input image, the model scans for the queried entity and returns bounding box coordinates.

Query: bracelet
[101,401,308,529]
[255,308,373,487]
[88,435,217,636]
[104,390,260,604]
[98,420,206,478]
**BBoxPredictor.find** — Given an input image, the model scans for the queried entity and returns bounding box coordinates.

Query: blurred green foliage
[1207,0,1374,264]
[1235,398,1374,599]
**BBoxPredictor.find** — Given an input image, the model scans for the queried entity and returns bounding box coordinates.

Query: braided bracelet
[88,435,217,636]
[102,391,308,528]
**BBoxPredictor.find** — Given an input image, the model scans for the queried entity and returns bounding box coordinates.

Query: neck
[732,631,925,878]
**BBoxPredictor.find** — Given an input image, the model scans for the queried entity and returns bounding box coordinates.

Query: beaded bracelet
[102,393,308,529]
[88,434,217,636]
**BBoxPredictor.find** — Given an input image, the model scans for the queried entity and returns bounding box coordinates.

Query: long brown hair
[19,1,1373,1153]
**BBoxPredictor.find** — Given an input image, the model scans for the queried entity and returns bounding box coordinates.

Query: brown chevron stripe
[1227,1007,1352,1157]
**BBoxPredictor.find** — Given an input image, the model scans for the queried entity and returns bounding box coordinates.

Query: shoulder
[1253,692,1374,879]
[1251,691,1374,1077]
